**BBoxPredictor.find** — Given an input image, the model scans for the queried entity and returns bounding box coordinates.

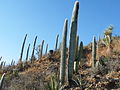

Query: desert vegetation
[0,1,120,90]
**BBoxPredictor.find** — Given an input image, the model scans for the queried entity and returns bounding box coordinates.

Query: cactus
[58,42,61,51]
[60,19,68,86]
[75,41,83,74]
[45,44,48,55]
[0,57,2,61]
[26,44,30,61]
[92,36,97,68]
[31,36,37,62]
[55,34,59,50]
[78,41,83,62]
[0,61,4,69]
[18,34,27,63]
[0,73,5,90]
[39,40,44,59]
[11,59,14,66]
[68,1,79,82]
[3,61,6,67]
[74,36,79,73]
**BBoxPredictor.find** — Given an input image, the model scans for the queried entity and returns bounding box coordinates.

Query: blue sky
[0,0,120,64]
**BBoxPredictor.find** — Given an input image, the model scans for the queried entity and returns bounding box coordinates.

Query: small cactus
[74,36,79,73]
[60,19,68,86]
[18,34,27,63]
[75,41,83,73]
[68,1,79,82]
[45,44,48,55]
[25,44,30,62]
[92,36,97,68]
[55,34,59,51]
[39,40,44,59]
[0,57,2,61]
[31,36,37,62]
[0,73,6,90]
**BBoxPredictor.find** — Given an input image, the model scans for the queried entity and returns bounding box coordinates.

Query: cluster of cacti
[60,1,79,86]
[11,59,15,66]
[0,73,5,90]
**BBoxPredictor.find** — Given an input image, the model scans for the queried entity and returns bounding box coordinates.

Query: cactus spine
[68,1,79,81]
[31,36,37,62]
[55,34,59,50]
[0,73,5,90]
[92,36,97,68]
[45,44,48,55]
[60,19,68,86]
[39,40,44,59]
[19,34,27,63]
[26,44,30,61]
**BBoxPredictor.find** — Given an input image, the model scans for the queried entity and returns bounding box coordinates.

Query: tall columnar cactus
[68,1,79,81]
[19,34,27,63]
[0,56,2,61]
[0,73,6,90]
[55,34,59,50]
[11,59,14,66]
[60,19,68,86]
[39,40,44,59]
[0,61,4,69]
[31,36,37,62]
[74,36,79,73]
[45,44,48,55]
[26,44,30,61]
[58,42,61,51]
[92,36,97,68]
[75,41,83,73]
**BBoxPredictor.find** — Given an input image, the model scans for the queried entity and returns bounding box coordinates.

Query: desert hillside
[0,1,120,90]
[0,36,120,90]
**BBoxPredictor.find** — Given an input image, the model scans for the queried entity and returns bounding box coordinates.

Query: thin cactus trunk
[55,34,59,51]
[0,73,5,90]
[26,44,30,61]
[39,40,44,59]
[0,57,2,61]
[74,36,79,73]
[68,1,79,82]
[92,36,97,68]
[3,61,6,67]
[58,42,61,51]
[60,19,68,86]
[19,34,27,63]
[31,36,37,62]
[11,59,14,66]
[45,44,48,55]
[75,41,83,73]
